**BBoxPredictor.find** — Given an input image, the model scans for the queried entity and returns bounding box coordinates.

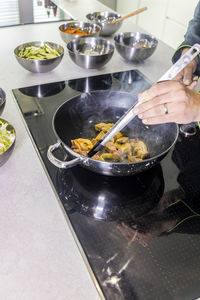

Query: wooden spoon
[112,7,148,23]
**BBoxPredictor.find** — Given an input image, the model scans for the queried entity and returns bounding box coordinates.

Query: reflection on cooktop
[56,164,165,221]
[113,69,145,84]
[68,74,113,93]
[19,81,65,98]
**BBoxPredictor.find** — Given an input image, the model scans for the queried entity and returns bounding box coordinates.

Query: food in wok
[71,123,149,162]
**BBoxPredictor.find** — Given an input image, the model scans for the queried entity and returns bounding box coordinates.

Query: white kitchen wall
[116,0,199,49]
[117,0,139,23]
[98,0,116,10]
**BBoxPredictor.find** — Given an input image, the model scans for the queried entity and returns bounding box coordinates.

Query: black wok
[47,90,179,176]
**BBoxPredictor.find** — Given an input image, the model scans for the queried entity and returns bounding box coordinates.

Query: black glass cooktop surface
[12,70,200,300]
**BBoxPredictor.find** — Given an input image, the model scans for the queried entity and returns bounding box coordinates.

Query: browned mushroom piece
[116,136,129,144]
[71,138,93,154]
[95,123,114,132]
[128,155,143,162]
[120,142,132,156]
[105,141,118,152]
[133,140,148,159]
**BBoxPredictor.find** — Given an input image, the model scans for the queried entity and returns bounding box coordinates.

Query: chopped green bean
[0,120,15,154]
[18,43,61,60]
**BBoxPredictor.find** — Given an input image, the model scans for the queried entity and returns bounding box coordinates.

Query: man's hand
[133,80,200,125]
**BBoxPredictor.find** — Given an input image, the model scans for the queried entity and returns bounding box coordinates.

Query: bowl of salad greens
[0,89,6,116]
[14,41,64,73]
[0,118,16,167]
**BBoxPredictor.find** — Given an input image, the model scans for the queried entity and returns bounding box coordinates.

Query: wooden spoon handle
[113,7,148,23]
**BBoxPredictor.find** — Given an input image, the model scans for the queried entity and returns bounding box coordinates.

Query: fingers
[136,102,175,120]
[186,75,198,89]
[134,81,189,124]
[135,92,177,116]
[141,113,179,125]
[136,81,183,116]
[134,73,200,125]
[138,80,180,104]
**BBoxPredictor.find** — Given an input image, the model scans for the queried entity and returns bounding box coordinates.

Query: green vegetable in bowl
[18,43,60,60]
[0,120,15,154]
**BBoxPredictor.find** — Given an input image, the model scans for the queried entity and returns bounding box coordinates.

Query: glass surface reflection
[19,81,65,98]
[56,164,165,221]
[68,74,112,93]
[113,70,144,84]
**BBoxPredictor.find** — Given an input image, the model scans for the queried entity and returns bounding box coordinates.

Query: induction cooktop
[12,69,200,300]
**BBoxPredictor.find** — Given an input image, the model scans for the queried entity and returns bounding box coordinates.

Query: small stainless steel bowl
[67,37,114,69]
[14,41,64,73]
[114,32,158,62]
[0,118,16,167]
[0,89,6,116]
[86,11,122,36]
[59,21,101,44]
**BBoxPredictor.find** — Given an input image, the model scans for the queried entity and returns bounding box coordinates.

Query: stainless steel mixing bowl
[14,41,64,73]
[86,11,122,36]
[114,32,158,62]
[0,118,16,167]
[0,88,6,116]
[59,21,101,44]
[67,37,114,69]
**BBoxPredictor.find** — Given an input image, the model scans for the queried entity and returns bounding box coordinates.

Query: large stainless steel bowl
[86,11,122,36]
[59,21,101,44]
[114,32,158,62]
[0,118,16,167]
[14,41,64,73]
[67,37,114,69]
[0,88,6,116]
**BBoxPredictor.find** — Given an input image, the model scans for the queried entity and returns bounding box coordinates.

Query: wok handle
[47,142,80,169]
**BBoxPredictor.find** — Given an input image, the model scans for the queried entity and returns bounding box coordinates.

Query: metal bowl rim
[0,118,16,155]
[59,21,101,32]
[14,41,64,61]
[86,11,122,22]
[67,37,115,56]
[0,89,6,105]
[114,32,158,49]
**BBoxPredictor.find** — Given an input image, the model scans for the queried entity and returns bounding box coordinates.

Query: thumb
[175,70,183,80]
[183,65,193,85]
[187,76,198,89]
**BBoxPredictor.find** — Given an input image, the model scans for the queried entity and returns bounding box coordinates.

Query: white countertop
[0,1,175,299]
